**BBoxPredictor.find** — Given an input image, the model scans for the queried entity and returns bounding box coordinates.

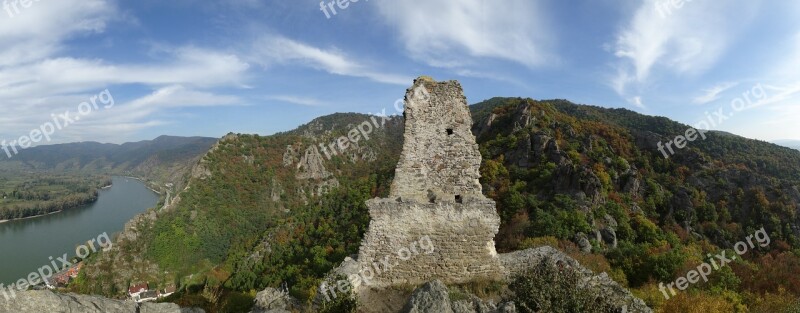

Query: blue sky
[0,0,799,145]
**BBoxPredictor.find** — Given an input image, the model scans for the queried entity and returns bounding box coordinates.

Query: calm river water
[0,177,158,284]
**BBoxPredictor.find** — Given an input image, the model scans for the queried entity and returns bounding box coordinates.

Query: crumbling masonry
[324,77,653,312]
[355,77,506,287]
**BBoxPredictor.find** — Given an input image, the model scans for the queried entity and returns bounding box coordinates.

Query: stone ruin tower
[355,77,505,287]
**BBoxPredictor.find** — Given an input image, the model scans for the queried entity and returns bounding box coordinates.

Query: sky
[0,0,798,147]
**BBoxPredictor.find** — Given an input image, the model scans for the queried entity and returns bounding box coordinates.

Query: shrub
[509,261,619,313]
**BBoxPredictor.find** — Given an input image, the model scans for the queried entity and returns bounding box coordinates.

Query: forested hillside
[0,136,216,219]
[0,174,110,220]
[79,99,800,312]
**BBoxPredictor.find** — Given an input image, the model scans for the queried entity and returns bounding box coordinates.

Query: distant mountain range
[0,135,218,190]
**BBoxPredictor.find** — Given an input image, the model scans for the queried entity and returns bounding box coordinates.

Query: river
[0,177,159,285]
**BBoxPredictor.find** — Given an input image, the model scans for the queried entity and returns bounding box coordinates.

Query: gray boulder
[402,281,516,313]
[250,287,298,313]
[401,280,452,313]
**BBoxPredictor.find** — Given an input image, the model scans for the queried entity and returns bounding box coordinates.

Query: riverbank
[121,176,163,195]
[0,210,65,224]
[0,177,160,285]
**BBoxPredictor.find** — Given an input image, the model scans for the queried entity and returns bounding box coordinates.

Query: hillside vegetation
[80,99,800,312]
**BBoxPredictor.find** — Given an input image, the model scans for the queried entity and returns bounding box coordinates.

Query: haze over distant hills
[774,139,800,151]
[0,135,218,220]
[0,135,217,188]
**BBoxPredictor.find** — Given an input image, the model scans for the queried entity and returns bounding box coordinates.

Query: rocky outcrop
[598,214,619,248]
[282,145,298,167]
[500,246,651,312]
[401,280,516,313]
[249,288,298,313]
[295,146,333,180]
[401,281,452,313]
[0,290,183,313]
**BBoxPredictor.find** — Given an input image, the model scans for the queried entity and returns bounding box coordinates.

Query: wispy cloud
[373,0,555,69]
[693,82,739,104]
[264,95,327,107]
[250,35,410,85]
[0,0,115,66]
[610,0,758,100]
[0,0,251,144]
[0,48,250,98]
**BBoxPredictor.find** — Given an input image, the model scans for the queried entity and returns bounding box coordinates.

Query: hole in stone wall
[455,195,462,203]
[446,128,454,136]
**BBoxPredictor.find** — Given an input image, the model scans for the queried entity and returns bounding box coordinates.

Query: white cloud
[250,35,410,85]
[264,95,326,107]
[0,85,244,144]
[373,0,554,68]
[631,96,645,109]
[611,0,758,97]
[693,82,738,105]
[0,0,115,66]
[0,0,256,144]
[0,48,250,100]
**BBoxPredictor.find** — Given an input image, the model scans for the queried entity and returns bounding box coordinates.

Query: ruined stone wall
[352,77,506,288]
[389,78,484,203]
[356,199,505,287]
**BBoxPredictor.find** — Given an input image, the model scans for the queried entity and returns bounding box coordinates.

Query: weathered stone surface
[401,280,452,313]
[401,281,516,313]
[355,78,505,289]
[451,295,516,313]
[0,290,180,313]
[575,232,592,253]
[390,77,484,203]
[357,199,505,288]
[295,146,332,180]
[282,145,297,167]
[250,287,298,313]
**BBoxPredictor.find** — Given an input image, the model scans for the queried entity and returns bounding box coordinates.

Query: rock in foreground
[0,290,183,313]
